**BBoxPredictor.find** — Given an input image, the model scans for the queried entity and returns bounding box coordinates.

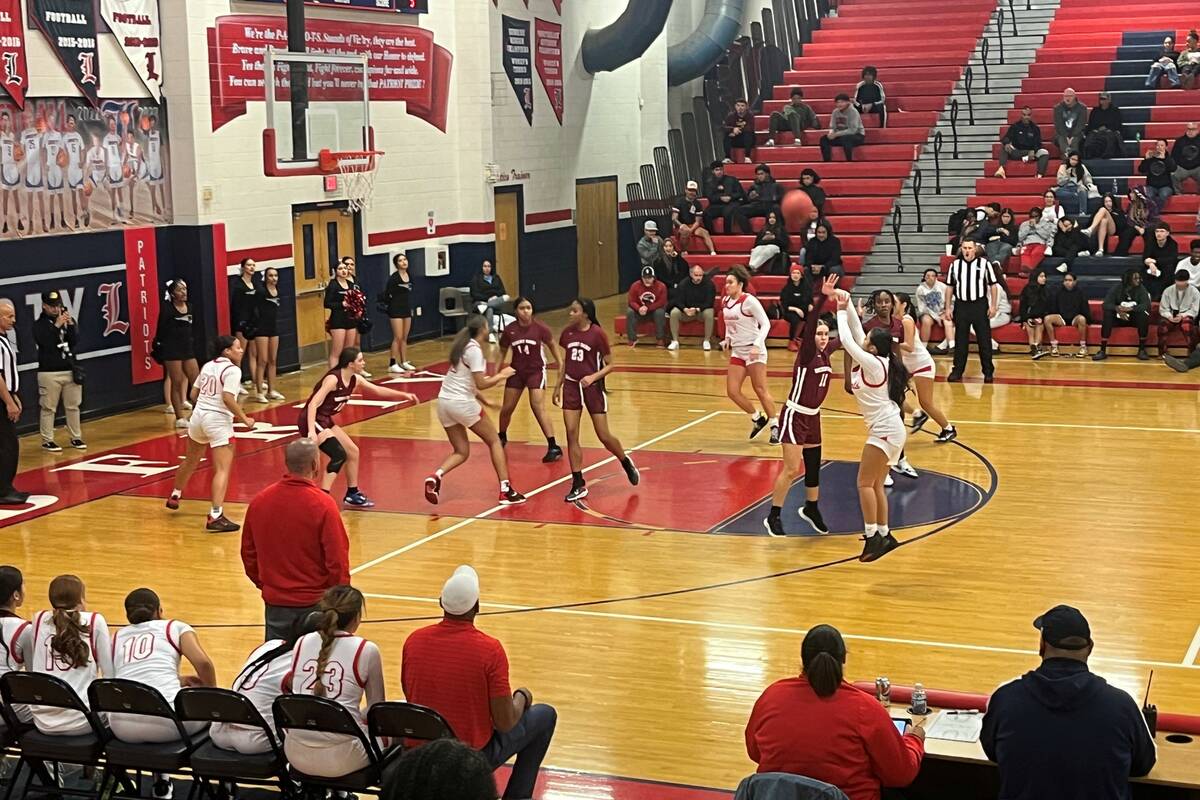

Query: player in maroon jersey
[553,297,640,503]
[496,296,562,463]
[299,347,417,508]
[765,277,837,536]
[861,289,917,481]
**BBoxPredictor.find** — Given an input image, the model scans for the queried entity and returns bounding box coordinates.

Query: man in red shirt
[625,266,668,346]
[402,565,556,800]
[241,438,351,640]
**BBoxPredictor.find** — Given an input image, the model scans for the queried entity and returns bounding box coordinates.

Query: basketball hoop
[319,148,384,212]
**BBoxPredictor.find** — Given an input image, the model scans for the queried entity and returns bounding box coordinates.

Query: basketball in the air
[56,151,68,167]
[13,145,23,162]
[781,190,817,231]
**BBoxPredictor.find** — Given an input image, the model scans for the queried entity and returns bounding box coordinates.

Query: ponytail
[48,574,90,670]
[574,297,600,327]
[867,328,910,409]
[234,613,322,691]
[0,566,21,667]
[310,586,364,698]
[892,292,914,322]
[449,315,487,367]
[801,624,847,698]
[123,587,160,625]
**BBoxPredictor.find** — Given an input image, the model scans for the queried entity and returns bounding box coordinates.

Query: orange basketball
[13,144,23,162]
[83,183,93,197]
[56,150,68,168]
[122,164,132,179]
[781,189,817,232]
[35,118,45,133]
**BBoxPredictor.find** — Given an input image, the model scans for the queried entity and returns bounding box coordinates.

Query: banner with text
[99,0,163,101]
[207,14,453,132]
[501,15,532,126]
[123,226,161,384]
[30,0,100,107]
[534,18,562,125]
[0,1,28,108]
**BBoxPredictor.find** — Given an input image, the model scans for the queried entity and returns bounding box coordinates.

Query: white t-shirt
[28,610,114,735]
[438,339,485,404]
[112,619,193,703]
[193,357,241,418]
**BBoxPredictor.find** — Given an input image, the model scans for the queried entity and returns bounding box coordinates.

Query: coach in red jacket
[625,266,668,346]
[241,438,351,640]
[746,625,925,800]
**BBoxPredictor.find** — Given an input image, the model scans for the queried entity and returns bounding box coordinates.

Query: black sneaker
[946,372,963,383]
[152,779,173,800]
[622,457,640,486]
[934,426,958,443]
[498,487,527,505]
[41,440,62,453]
[1137,346,1150,361]
[1165,355,1190,373]
[799,505,829,534]
[859,532,900,563]
[206,514,240,533]
[565,483,588,502]
[69,439,87,450]
[424,475,441,505]
[542,445,563,463]
[768,424,780,445]
[344,491,376,508]
[749,414,769,440]
[1092,348,1108,361]
[910,410,929,432]
[763,515,786,537]
[1031,347,1052,361]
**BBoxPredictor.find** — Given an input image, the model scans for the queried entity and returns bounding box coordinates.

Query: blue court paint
[715,460,986,537]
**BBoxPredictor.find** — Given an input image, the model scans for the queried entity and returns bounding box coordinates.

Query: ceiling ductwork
[581,1,673,75]
[667,0,745,87]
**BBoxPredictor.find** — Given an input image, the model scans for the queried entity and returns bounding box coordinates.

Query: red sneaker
[424,475,441,505]
[165,494,180,510]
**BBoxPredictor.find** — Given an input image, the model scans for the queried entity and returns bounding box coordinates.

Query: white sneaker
[253,394,268,404]
[722,157,733,164]
[765,138,775,147]
[667,340,679,351]
[743,157,753,163]
[892,458,919,479]
[182,401,192,410]
[702,340,712,351]
[174,418,189,429]
[401,361,416,371]
[163,405,174,414]
[268,390,285,400]
[488,333,497,344]
[388,363,403,374]
[237,386,248,396]
[884,474,894,487]
[1057,263,1068,273]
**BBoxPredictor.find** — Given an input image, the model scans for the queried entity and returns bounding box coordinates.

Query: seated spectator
[383,738,498,800]
[780,265,813,348]
[625,267,668,346]
[745,624,924,800]
[1158,269,1200,356]
[1017,270,1052,357]
[1139,138,1176,207]
[1053,89,1086,159]
[636,220,664,270]
[853,65,886,128]
[671,181,716,256]
[402,566,556,800]
[1172,122,1200,193]
[0,566,31,724]
[947,205,985,256]
[469,261,509,342]
[1042,271,1093,358]
[722,98,755,164]
[734,164,785,234]
[669,264,716,351]
[1046,217,1092,273]
[1017,206,1055,274]
[1079,193,1122,257]
[995,106,1050,178]
[1040,188,1067,226]
[1094,268,1151,361]
[702,160,747,234]
[797,168,827,217]
[766,88,819,146]
[915,268,954,352]
[1115,186,1153,256]
[968,203,1002,246]
[989,271,1013,351]
[1083,92,1125,159]
[656,238,690,288]
[981,605,1156,800]
[1055,152,1099,217]
[820,94,865,163]
[1178,238,1200,287]
[1143,222,1179,296]
[1145,36,1180,88]
[803,221,844,280]
[748,210,790,274]
[1179,30,1200,89]
[982,207,1019,266]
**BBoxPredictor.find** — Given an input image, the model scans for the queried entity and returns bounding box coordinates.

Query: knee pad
[320,438,347,474]
[803,446,822,488]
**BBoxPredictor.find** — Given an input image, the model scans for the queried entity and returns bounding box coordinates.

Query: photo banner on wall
[534,18,562,125]
[30,0,100,107]
[99,0,163,102]
[0,1,29,108]
[501,15,532,126]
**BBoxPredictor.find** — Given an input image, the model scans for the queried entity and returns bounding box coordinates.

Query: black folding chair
[174,688,291,799]
[367,702,455,751]
[272,695,400,796]
[87,679,207,800]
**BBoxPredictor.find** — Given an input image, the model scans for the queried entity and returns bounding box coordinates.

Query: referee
[943,240,1000,383]
[0,299,28,504]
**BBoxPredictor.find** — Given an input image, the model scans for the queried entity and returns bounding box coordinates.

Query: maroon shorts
[505,369,547,391]
[297,412,336,438]
[777,406,821,447]
[562,379,607,414]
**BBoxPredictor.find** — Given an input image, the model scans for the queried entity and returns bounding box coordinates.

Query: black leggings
[1101,309,1149,341]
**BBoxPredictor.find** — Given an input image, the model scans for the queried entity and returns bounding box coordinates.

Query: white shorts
[284,731,369,779]
[730,343,767,367]
[436,397,482,429]
[188,408,235,448]
[902,352,936,379]
[866,414,906,465]
[109,714,206,744]
[210,722,272,755]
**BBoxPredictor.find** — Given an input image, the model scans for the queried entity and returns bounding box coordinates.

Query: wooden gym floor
[4,294,1200,793]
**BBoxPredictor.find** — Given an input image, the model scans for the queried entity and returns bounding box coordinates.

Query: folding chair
[174,688,291,799]
[438,286,471,334]
[367,702,455,751]
[272,695,400,796]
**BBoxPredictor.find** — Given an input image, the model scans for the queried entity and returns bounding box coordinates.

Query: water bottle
[875,677,891,708]
[911,683,928,715]
[1112,178,1119,197]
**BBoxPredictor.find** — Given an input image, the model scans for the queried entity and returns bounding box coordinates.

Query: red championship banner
[0,0,28,108]
[551,0,561,13]
[535,18,562,125]
[207,15,453,132]
[124,226,162,384]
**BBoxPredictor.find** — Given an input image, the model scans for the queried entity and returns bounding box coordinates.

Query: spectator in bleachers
[469,260,510,343]
[981,207,1019,267]
[995,106,1050,179]
[780,264,813,348]
[766,88,820,147]
[1017,270,1051,358]
[946,206,982,256]
[1157,269,1200,357]
[668,264,716,351]
[915,269,953,352]
[722,98,755,164]
[1172,122,1200,193]
[1042,272,1093,358]
[748,209,790,274]
[1140,138,1177,207]
[797,168,827,216]
[625,266,668,347]
[819,94,865,163]
[636,220,665,270]
[1017,206,1055,275]
[1094,268,1151,360]
[1040,188,1067,226]
[1143,222,1180,296]
[384,739,499,800]
[656,238,689,288]
[1053,89,1086,160]
[981,605,1156,800]
[1055,152,1100,217]
[1083,92,1125,160]
[703,160,747,234]
[1114,186,1153,256]
[745,624,925,800]
[734,164,785,234]
[853,65,886,129]
[671,180,716,256]
[1178,238,1200,287]
[1046,217,1092,274]
[1145,36,1181,88]
[1082,194,1121,257]
[1179,31,1200,89]
[804,221,845,280]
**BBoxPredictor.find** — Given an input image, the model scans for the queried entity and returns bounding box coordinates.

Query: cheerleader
[764,279,835,537]
[324,260,357,370]
[155,279,200,428]
[554,298,639,503]
[165,336,255,533]
[893,293,956,443]
[229,257,259,397]
[424,315,527,506]
[0,566,32,723]
[251,267,284,403]
[496,297,562,463]
[300,346,418,507]
[385,253,415,373]
[283,586,384,778]
[861,290,917,480]
[823,282,910,563]
[722,266,779,443]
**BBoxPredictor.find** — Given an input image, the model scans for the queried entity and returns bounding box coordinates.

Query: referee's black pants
[0,415,18,495]
[952,298,995,378]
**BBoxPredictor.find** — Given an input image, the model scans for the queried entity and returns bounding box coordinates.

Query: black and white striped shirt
[0,333,16,393]
[946,256,998,303]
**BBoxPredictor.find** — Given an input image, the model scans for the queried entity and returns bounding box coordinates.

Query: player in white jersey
[143,115,165,217]
[0,566,32,723]
[894,292,956,444]
[825,283,910,563]
[61,115,85,229]
[283,587,385,778]
[41,110,65,230]
[28,575,114,736]
[102,116,125,219]
[122,131,143,221]
[721,265,779,443]
[424,314,526,506]
[0,111,20,236]
[84,134,105,228]
[18,110,45,234]
[165,336,255,533]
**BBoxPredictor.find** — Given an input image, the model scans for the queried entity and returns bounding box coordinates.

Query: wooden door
[292,207,355,365]
[575,178,618,298]
[494,191,520,296]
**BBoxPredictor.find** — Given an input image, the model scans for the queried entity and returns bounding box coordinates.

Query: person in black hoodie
[656,238,689,288]
[779,264,813,347]
[1044,217,1091,274]
[1094,269,1152,361]
[748,210,790,274]
[982,605,1155,800]
[721,98,755,163]
[732,164,784,234]
[1139,138,1176,208]
[1082,92,1124,160]
[469,260,509,342]
[803,221,844,280]
[995,106,1049,179]
[1042,272,1093,358]
[797,168,827,217]
[1172,122,1200,194]
[702,161,746,234]
[668,264,717,350]
[1141,223,1179,297]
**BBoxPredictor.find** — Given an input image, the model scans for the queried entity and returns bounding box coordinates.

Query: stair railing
[963,67,976,125]
[981,38,991,93]
[950,99,960,159]
[892,203,905,272]
[933,130,944,194]
[995,7,1006,65]
[913,167,924,233]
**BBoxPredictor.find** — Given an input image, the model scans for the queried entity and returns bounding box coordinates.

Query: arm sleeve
[837,304,883,385]
[798,294,828,363]
[322,500,352,586]
[323,282,338,311]
[981,705,999,761]
[744,695,764,764]
[828,239,843,266]
[1102,286,1118,312]
[628,283,641,310]
[1135,288,1151,315]
[862,701,925,787]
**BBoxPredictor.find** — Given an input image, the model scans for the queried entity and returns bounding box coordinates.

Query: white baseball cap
[686,180,699,190]
[644,220,658,231]
[440,565,480,615]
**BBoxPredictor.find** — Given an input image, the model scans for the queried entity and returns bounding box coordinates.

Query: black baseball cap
[42,290,62,306]
[641,266,656,278]
[1034,605,1092,649]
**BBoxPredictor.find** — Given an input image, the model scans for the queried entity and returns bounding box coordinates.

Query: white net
[338,153,383,212]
